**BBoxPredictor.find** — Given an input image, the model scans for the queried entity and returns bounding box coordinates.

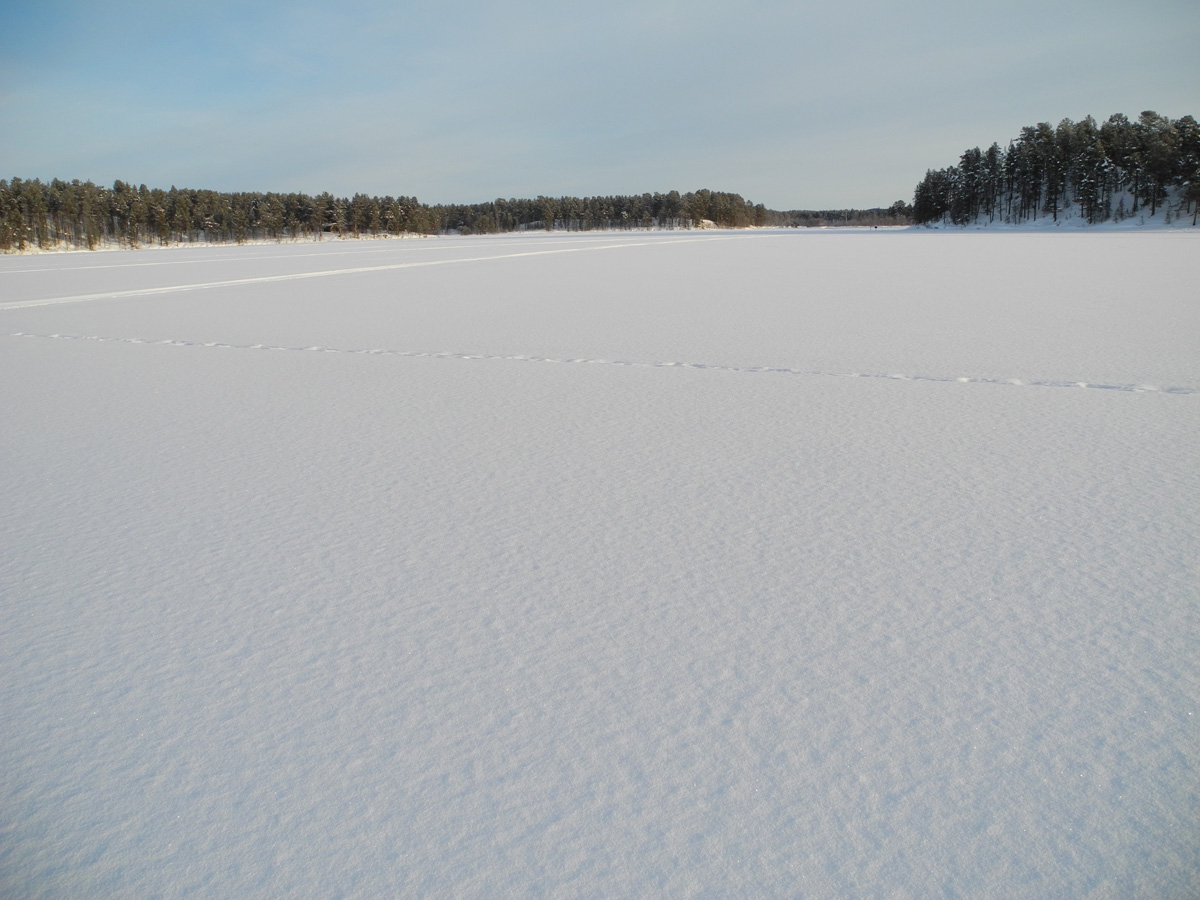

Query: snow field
[2,230,1198,898]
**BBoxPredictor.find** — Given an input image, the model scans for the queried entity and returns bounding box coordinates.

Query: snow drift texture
[2,230,1198,898]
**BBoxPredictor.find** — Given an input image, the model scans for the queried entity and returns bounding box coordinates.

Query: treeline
[437,189,765,233]
[0,183,761,251]
[437,193,909,231]
[774,203,911,228]
[0,179,433,251]
[912,111,1200,226]
[0,179,913,252]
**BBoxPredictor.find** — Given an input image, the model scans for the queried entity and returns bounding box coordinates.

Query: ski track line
[0,235,743,309]
[9,332,1196,396]
[0,246,421,274]
[0,234,667,274]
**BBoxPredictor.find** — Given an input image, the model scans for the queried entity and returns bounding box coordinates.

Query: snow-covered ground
[2,230,1197,898]
[920,190,1198,231]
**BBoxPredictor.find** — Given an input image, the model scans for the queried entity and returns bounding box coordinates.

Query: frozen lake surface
[2,230,1198,898]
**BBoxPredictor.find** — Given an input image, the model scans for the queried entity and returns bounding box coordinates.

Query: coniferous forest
[0,179,909,252]
[912,111,1200,226]
[6,109,1197,252]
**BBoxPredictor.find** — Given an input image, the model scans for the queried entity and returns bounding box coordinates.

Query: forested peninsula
[912,110,1200,226]
[0,181,907,252]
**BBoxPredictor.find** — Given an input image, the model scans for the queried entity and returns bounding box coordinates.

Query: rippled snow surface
[3,230,1198,898]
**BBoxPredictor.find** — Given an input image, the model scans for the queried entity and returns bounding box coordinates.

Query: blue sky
[2,0,1196,209]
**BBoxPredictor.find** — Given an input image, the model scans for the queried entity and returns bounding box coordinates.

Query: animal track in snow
[9,332,1196,395]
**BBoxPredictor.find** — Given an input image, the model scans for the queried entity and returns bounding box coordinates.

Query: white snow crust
[2,230,1198,898]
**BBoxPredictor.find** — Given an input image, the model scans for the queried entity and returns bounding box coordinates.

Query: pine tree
[1137,111,1179,216]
